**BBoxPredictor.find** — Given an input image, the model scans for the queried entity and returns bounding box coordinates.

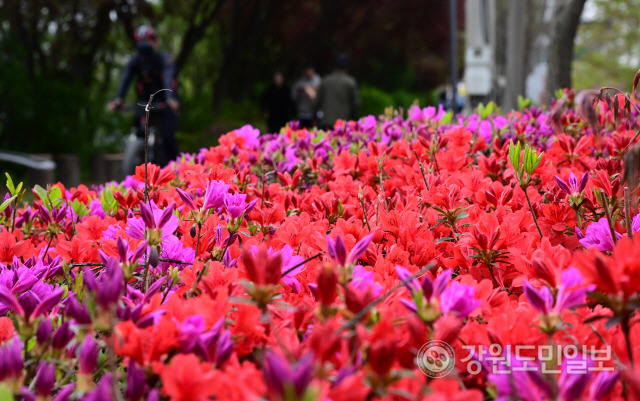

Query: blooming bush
[1,89,640,400]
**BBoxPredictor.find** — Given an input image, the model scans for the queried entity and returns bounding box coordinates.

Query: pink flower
[439,282,481,318]
[126,202,179,241]
[234,125,261,149]
[555,171,588,195]
[632,214,640,233]
[578,218,621,252]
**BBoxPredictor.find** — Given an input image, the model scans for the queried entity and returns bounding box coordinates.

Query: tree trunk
[546,0,586,102]
[503,0,526,110]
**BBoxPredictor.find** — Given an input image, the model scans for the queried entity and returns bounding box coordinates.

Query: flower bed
[1,90,639,400]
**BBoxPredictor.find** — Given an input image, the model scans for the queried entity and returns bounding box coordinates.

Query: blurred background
[0,0,633,183]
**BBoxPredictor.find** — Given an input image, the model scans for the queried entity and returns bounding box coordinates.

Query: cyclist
[108,25,180,165]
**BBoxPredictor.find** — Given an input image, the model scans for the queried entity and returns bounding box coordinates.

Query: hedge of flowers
[1,89,640,401]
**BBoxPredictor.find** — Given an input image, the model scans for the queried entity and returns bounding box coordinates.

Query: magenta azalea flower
[234,125,261,149]
[440,281,481,318]
[395,266,453,315]
[351,265,382,298]
[578,218,621,252]
[263,352,313,400]
[632,214,640,233]
[555,171,588,196]
[223,193,248,219]
[524,267,594,317]
[126,202,179,241]
[326,233,374,266]
[203,180,231,211]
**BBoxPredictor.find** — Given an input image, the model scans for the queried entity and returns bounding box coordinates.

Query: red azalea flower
[157,354,218,401]
[0,317,15,344]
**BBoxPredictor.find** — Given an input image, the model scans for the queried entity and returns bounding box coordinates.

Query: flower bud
[316,263,338,305]
[149,246,159,268]
[125,360,147,401]
[36,319,52,345]
[34,362,55,397]
[51,321,73,350]
[79,336,99,375]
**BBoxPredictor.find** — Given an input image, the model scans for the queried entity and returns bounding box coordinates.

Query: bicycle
[111,103,169,178]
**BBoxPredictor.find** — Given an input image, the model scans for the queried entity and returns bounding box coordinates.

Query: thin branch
[523,188,544,239]
[69,262,105,267]
[281,252,324,278]
[413,150,430,191]
[143,89,173,206]
[600,190,618,246]
[158,257,193,265]
[624,187,633,240]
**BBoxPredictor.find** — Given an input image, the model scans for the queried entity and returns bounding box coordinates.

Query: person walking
[314,53,360,129]
[261,71,295,133]
[291,63,321,129]
[108,25,180,164]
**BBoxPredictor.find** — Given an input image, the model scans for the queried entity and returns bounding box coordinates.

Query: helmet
[134,25,158,42]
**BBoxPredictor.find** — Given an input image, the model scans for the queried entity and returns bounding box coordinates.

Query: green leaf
[486,101,495,116]
[26,336,36,352]
[523,145,532,172]
[509,141,522,172]
[476,101,496,119]
[0,384,14,401]
[440,111,453,126]
[0,195,16,214]
[5,173,14,195]
[532,151,544,172]
[517,95,531,110]
[71,199,89,220]
[477,103,486,118]
[49,186,64,207]
[34,185,49,208]
[311,131,326,144]
[100,186,117,215]
[508,141,515,168]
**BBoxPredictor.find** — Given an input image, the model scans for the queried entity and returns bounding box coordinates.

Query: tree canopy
[0,0,459,158]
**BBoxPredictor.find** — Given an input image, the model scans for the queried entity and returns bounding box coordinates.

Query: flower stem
[359,191,372,232]
[142,255,150,292]
[195,222,201,260]
[10,201,17,232]
[600,190,618,245]
[523,186,543,238]
[377,157,388,213]
[624,187,633,239]
[413,151,431,192]
[622,315,635,368]
[43,234,55,257]
[281,252,323,277]
[162,276,174,303]
[189,223,205,297]
[574,207,582,230]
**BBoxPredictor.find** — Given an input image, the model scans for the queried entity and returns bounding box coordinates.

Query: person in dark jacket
[261,71,294,133]
[314,53,360,129]
[108,25,180,163]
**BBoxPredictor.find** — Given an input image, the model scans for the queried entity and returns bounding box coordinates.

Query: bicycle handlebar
[111,102,168,113]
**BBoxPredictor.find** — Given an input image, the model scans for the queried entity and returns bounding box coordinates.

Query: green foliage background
[0,0,455,182]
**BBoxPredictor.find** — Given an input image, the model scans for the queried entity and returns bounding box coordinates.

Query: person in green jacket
[314,53,360,129]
